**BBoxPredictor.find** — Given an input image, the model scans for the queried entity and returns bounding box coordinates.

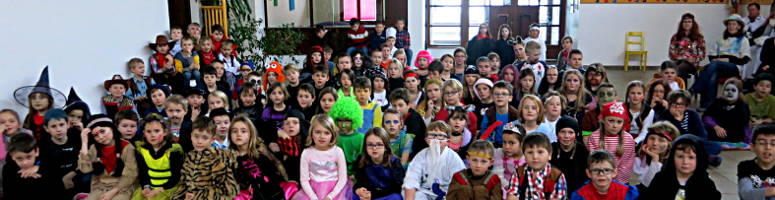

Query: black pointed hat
[13,66,67,108]
[64,87,91,119]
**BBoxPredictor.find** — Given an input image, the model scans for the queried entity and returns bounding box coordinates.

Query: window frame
[425,0,566,48]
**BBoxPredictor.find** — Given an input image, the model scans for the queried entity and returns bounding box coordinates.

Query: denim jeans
[690,61,739,108]
[347,46,369,56]
[183,69,201,87]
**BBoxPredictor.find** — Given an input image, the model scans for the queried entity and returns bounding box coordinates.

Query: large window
[531,0,562,45]
[427,0,564,47]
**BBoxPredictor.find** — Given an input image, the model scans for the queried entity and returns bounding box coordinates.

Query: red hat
[599,102,630,132]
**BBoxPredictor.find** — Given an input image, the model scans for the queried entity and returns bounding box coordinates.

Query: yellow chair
[624,32,648,71]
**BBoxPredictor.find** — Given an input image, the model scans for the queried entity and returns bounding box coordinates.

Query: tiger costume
[172,147,239,200]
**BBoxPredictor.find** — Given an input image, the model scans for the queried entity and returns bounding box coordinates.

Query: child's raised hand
[355,187,370,199]
[277,129,290,139]
[0,124,6,135]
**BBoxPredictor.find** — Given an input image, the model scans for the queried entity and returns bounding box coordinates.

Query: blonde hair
[443,79,464,92]
[559,69,591,114]
[208,90,230,110]
[467,140,495,158]
[306,114,339,147]
[518,95,544,123]
[165,95,188,111]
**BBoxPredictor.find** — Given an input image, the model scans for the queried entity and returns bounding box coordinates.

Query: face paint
[598,88,616,106]
[724,84,739,101]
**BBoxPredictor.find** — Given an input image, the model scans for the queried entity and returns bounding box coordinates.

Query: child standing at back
[403,121,467,200]
[586,102,636,184]
[329,97,365,175]
[173,117,239,200]
[132,114,184,200]
[294,114,351,200]
[447,140,503,200]
[354,77,383,133]
[506,133,567,200]
[571,150,638,200]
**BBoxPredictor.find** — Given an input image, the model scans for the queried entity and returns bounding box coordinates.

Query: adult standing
[466,23,495,65]
[669,13,706,83]
[743,3,768,80]
[494,24,516,69]
[690,14,750,109]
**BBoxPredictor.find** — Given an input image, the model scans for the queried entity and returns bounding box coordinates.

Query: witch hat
[64,87,91,119]
[13,66,67,108]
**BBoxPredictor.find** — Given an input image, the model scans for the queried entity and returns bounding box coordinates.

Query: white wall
[576,4,771,67]
[408,0,427,54]
[0,0,170,116]
[266,0,310,27]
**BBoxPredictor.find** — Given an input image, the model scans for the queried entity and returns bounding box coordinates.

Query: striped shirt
[587,130,636,183]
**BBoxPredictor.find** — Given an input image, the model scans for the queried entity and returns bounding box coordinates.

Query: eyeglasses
[366,143,385,148]
[590,168,615,175]
[384,120,400,125]
[428,133,449,139]
[755,140,775,147]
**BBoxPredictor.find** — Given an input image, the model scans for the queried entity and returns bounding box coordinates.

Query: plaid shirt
[396,30,411,48]
[507,163,567,200]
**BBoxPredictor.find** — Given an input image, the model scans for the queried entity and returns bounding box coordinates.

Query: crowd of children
[4,8,775,200]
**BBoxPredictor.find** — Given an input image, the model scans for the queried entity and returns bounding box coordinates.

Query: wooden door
[488,5,538,39]
[169,0,192,30]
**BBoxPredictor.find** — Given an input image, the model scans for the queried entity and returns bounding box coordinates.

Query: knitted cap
[555,116,580,135]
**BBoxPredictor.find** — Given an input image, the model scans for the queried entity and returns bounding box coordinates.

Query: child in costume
[354,77,382,134]
[550,116,589,194]
[570,150,638,200]
[293,114,352,200]
[228,116,290,200]
[260,83,292,146]
[65,87,91,131]
[703,78,752,149]
[586,102,636,184]
[447,140,503,200]
[403,121,467,200]
[78,115,138,200]
[101,75,134,120]
[148,35,177,86]
[641,134,721,199]
[173,117,239,200]
[328,97,365,175]
[131,114,184,200]
[262,61,286,97]
[276,109,309,182]
[16,66,66,141]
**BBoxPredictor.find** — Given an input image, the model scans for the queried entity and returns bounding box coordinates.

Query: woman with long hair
[669,13,706,83]
[465,23,495,65]
[494,24,516,67]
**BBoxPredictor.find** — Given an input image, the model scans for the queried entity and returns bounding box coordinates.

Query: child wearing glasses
[383,108,414,167]
[353,127,405,200]
[403,121,466,200]
[738,123,775,200]
[571,150,638,200]
[480,81,519,147]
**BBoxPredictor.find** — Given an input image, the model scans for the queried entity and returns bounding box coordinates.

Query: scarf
[154,53,167,70]
[200,50,215,65]
[477,34,491,40]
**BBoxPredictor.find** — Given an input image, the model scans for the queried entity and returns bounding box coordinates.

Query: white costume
[402,142,466,200]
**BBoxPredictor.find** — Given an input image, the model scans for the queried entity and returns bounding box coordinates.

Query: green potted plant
[227,0,305,68]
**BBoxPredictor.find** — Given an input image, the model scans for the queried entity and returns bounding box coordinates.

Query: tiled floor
[607,68,744,200]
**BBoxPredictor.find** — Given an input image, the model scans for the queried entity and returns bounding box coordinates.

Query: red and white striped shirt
[587,130,636,184]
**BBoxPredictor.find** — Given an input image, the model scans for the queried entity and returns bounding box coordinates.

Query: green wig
[328,97,363,131]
